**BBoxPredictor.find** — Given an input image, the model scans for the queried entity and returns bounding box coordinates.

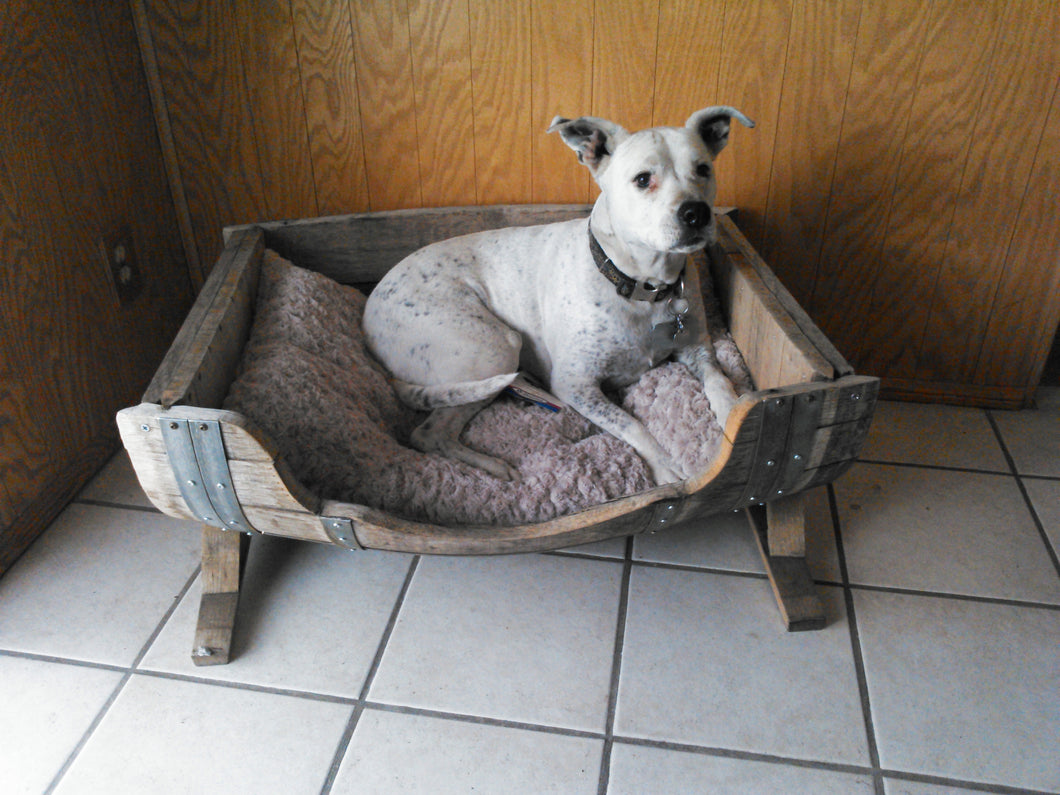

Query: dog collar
[588,226,683,303]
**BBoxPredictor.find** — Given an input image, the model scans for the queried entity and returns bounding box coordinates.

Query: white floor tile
[835,463,1060,603]
[992,387,1060,477]
[883,779,993,795]
[607,743,876,794]
[615,568,869,766]
[859,401,1008,471]
[369,554,622,732]
[1024,477,1060,554]
[855,590,1060,792]
[0,504,201,665]
[54,674,351,795]
[0,657,122,795]
[633,486,841,581]
[139,536,414,697]
[333,709,602,794]
[77,450,155,509]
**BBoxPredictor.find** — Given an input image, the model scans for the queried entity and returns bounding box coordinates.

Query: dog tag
[649,295,693,364]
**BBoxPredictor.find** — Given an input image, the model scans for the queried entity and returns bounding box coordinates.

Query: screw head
[140,424,151,432]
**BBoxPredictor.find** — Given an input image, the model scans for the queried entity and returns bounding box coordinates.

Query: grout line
[43,563,201,794]
[362,701,605,742]
[319,554,420,795]
[828,483,885,795]
[597,535,634,795]
[611,733,875,777]
[71,498,163,514]
[855,457,1014,477]
[845,582,1060,613]
[985,410,1060,581]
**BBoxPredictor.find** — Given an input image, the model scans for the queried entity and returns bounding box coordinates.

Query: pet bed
[117,205,878,664]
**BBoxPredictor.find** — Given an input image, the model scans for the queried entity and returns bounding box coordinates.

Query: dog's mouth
[671,228,713,253]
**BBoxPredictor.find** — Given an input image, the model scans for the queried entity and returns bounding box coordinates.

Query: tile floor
[2,391,1058,795]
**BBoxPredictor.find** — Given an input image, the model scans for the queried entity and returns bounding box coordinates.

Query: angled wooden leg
[192,525,250,666]
[746,493,826,632]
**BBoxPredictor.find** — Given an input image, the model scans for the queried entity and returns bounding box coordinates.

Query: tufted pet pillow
[223,250,751,526]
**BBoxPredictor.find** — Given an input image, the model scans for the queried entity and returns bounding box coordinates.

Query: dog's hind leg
[410,400,520,481]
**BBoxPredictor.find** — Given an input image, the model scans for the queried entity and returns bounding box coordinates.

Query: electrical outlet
[104,229,142,306]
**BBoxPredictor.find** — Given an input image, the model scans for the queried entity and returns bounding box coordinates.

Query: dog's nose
[678,201,711,230]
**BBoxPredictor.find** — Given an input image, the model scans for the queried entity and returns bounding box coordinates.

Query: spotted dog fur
[363,107,755,483]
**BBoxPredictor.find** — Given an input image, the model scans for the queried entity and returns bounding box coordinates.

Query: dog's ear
[686,106,755,157]
[547,116,630,178]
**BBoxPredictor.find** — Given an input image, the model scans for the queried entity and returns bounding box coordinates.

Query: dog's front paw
[703,376,738,430]
[649,458,686,486]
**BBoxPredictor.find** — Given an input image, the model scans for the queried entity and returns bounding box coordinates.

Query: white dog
[363,107,755,484]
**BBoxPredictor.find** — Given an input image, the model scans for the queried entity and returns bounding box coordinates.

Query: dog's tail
[392,372,519,411]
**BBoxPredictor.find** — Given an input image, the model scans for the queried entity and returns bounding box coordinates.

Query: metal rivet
[851,393,861,401]
[169,422,179,430]
[202,516,211,522]
[140,424,151,432]
[793,453,803,461]
[216,483,225,490]
[775,398,784,406]
[777,489,784,495]
[766,459,776,467]
[749,496,758,502]
[338,535,348,542]
[198,423,209,431]
[187,479,196,486]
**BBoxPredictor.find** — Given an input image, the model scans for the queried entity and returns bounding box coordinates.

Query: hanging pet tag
[649,295,692,364]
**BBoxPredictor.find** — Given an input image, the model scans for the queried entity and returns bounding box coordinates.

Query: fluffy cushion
[223,250,751,526]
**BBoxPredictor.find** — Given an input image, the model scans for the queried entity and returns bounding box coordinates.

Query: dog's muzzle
[678,201,711,231]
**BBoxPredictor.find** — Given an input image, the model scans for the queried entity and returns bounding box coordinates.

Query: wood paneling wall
[0,1,190,569]
[138,0,1060,409]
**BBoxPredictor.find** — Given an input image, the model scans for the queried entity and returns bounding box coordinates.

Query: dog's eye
[696,163,712,178]
[633,172,652,189]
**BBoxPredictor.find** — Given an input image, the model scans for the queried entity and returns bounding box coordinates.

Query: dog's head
[548,107,754,255]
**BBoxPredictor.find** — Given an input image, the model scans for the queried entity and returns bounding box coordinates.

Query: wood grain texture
[760,0,861,306]
[853,0,1000,378]
[713,0,793,247]
[653,0,725,127]
[919,0,1060,386]
[349,0,423,209]
[592,0,658,129]
[1,0,189,568]
[144,0,267,269]
[529,0,593,203]
[809,0,933,362]
[232,0,318,220]
[976,74,1060,390]
[407,0,478,206]
[469,0,533,204]
[291,0,370,216]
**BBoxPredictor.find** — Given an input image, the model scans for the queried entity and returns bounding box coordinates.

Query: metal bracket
[321,516,362,550]
[160,418,258,534]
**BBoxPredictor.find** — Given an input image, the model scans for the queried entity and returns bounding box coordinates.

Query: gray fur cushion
[223,250,751,526]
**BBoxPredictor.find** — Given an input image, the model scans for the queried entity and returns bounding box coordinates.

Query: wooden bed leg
[746,494,826,632]
[191,525,250,666]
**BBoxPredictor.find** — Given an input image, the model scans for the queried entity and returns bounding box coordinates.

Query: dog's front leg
[560,383,685,485]
[675,256,739,428]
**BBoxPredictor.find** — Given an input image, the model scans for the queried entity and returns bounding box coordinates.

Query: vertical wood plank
[975,77,1060,390]
[291,0,370,216]
[853,0,1000,379]
[760,0,862,307]
[653,0,725,127]
[349,0,423,210]
[143,0,267,268]
[407,0,478,206]
[592,0,658,130]
[808,0,933,363]
[714,0,793,248]
[469,0,533,205]
[529,0,593,203]
[232,0,318,221]
[917,0,1060,385]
